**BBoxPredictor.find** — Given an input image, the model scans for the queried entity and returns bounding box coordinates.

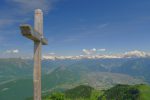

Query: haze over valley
[0,53,150,99]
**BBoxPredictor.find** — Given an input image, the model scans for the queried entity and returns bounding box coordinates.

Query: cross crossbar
[41,38,48,45]
[20,24,48,45]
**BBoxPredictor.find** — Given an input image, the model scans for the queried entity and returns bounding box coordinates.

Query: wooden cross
[20,9,48,100]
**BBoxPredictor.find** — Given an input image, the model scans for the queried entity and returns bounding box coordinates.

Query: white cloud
[83,49,91,55]
[49,52,56,55]
[43,55,56,60]
[124,50,147,58]
[5,49,19,54]
[92,48,96,52]
[83,48,106,55]
[98,49,106,52]
[82,48,97,55]
[13,49,19,53]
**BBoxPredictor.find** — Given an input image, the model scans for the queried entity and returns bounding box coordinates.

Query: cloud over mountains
[83,48,106,55]
[42,50,150,60]
[5,49,19,54]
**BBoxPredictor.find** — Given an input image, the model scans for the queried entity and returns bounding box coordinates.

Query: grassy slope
[25,84,150,100]
[65,85,96,99]
[42,85,102,100]
[99,84,150,100]
[138,85,150,100]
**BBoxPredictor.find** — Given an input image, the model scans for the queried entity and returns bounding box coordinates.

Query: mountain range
[0,57,150,100]
[43,50,150,60]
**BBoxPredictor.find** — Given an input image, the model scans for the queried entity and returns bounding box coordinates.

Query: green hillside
[41,84,150,100]
[42,85,102,100]
[99,84,140,100]
[138,84,150,100]
[65,85,95,99]
[99,84,150,100]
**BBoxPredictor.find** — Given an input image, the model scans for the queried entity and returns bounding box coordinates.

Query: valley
[0,58,149,100]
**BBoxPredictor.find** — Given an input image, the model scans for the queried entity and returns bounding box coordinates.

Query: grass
[138,84,150,100]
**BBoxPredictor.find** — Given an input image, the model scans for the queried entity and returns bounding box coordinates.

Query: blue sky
[0,0,150,57]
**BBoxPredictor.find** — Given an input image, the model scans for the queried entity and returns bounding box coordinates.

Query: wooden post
[34,9,43,36]
[20,9,48,100]
[34,42,41,100]
[33,9,43,100]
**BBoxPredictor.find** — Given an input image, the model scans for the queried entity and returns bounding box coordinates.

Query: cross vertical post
[20,9,48,100]
[34,9,42,100]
